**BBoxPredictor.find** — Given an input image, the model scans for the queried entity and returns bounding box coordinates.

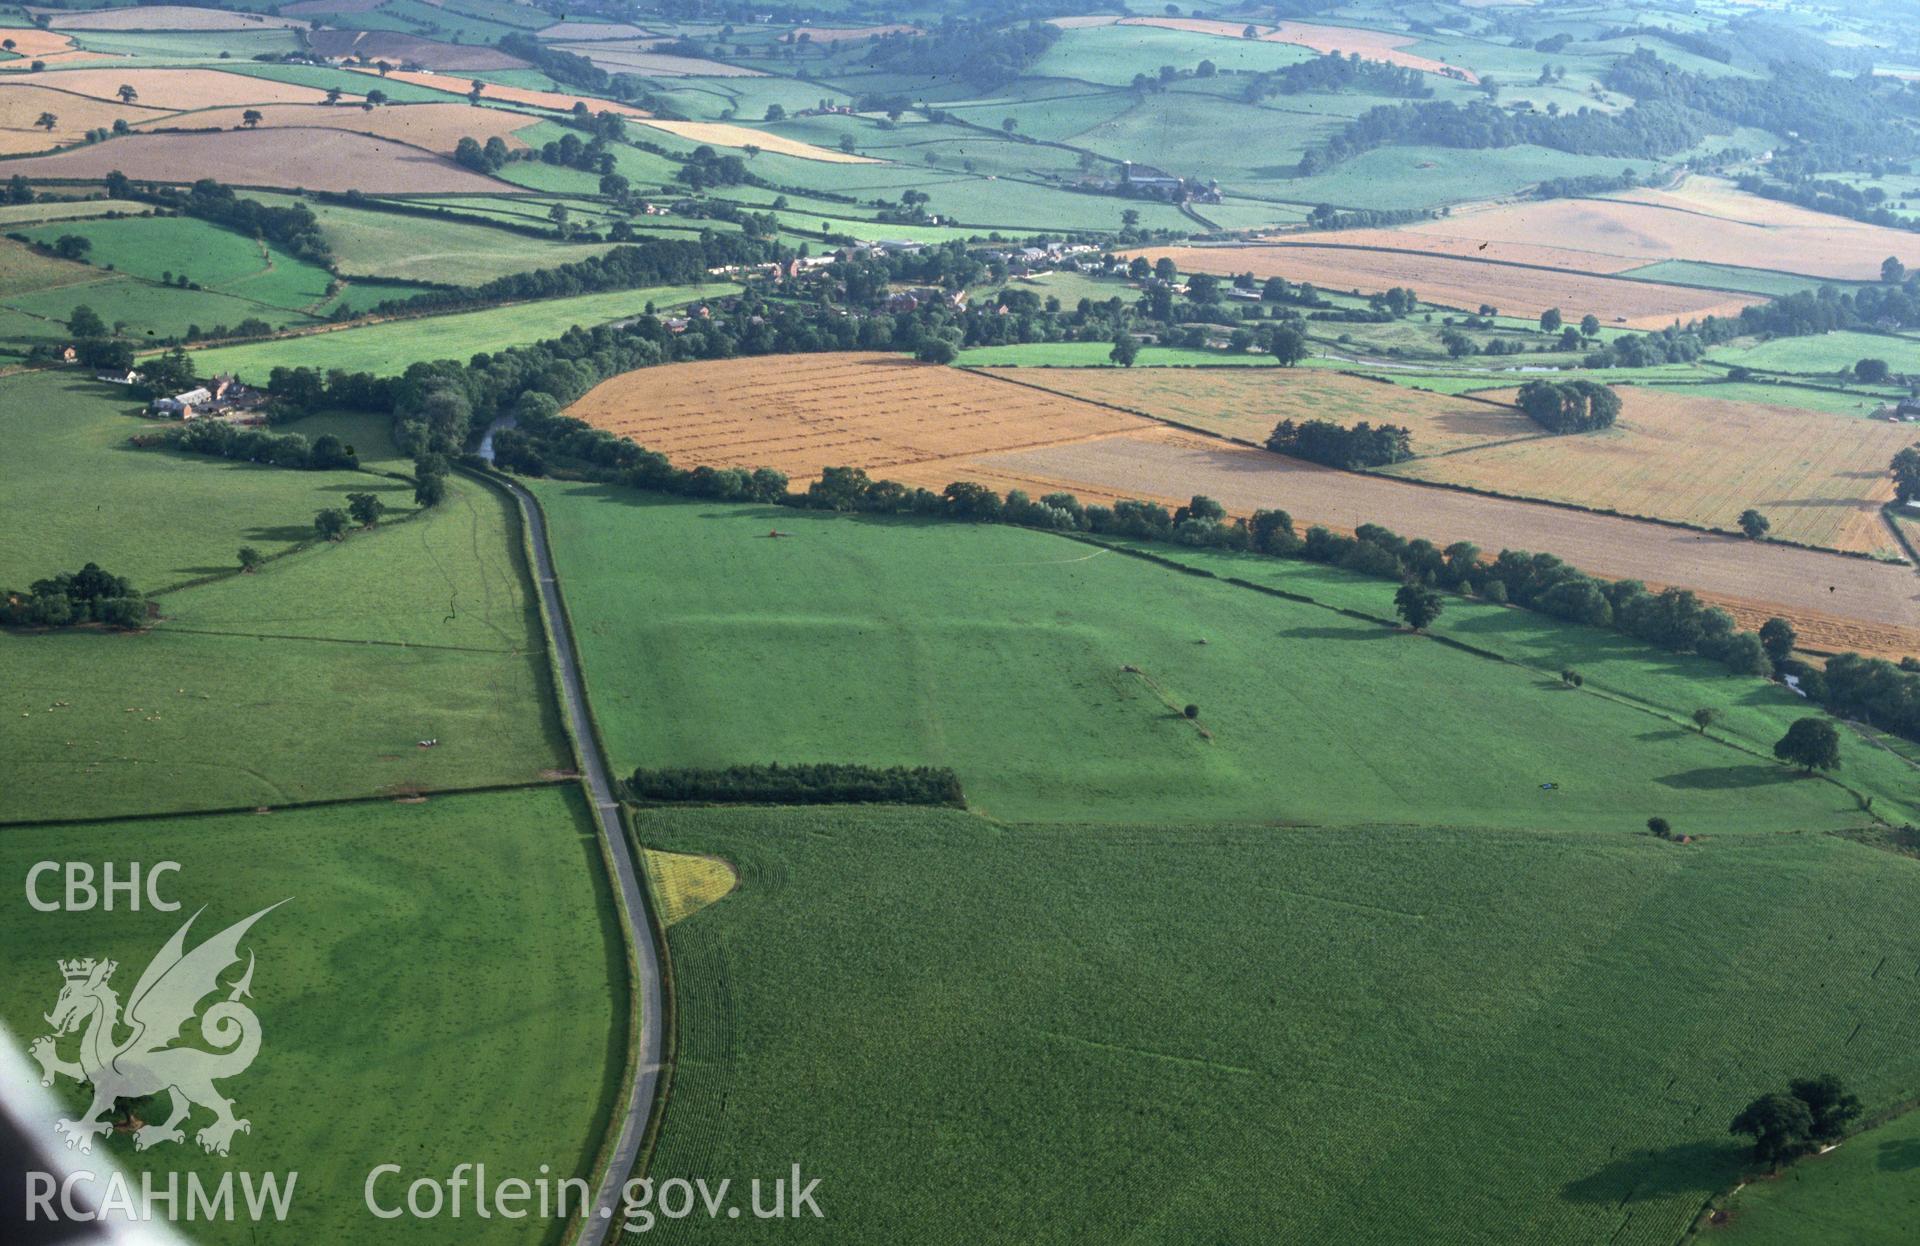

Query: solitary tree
[1269,326,1307,367]
[1394,582,1444,632]
[67,304,106,338]
[1759,617,1796,667]
[241,109,263,128]
[314,508,349,541]
[1730,1093,1816,1171]
[1884,256,1908,284]
[1691,707,1721,734]
[1646,816,1672,839]
[324,86,343,105]
[1183,704,1200,719]
[467,81,485,104]
[36,111,57,131]
[1109,332,1139,367]
[1791,1074,1862,1144]
[413,473,447,508]
[1856,357,1892,384]
[237,546,262,573]
[116,84,137,104]
[346,492,386,528]
[1739,508,1771,540]
[1894,445,1920,505]
[1580,313,1601,339]
[1774,717,1841,773]
[1539,307,1562,334]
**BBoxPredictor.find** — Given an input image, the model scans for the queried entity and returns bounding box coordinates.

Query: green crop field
[179,282,737,377]
[0,371,411,591]
[245,193,625,286]
[1620,260,1865,299]
[1709,331,1920,377]
[1636,379,1901,417]
[0,785,624,1245]
[20,216,334,313]
[1717,1106,1920,1243]
[531,486,1888,832]
[0,465,566,822]
[1284,145,1648,210]
[643,804,1920,1245]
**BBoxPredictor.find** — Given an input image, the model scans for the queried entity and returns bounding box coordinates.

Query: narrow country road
[495,470,664,1244]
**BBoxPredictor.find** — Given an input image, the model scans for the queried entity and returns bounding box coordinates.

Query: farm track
[489,469,663,1246]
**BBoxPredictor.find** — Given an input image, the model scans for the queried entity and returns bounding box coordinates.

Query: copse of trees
[1515,379,1622,433]
[0,562,143,630]
[1298,97,1704,175]
[862,18,1059,90]
[1243,50,1431,103]
[159,421,358,471]
[1266,418,1413,468]
[627,762,966,807]
[1730,1074,1861,1171]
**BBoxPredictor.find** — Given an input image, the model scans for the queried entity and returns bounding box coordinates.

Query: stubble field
[1126,243,1757,327]
[1386,387,1920,556]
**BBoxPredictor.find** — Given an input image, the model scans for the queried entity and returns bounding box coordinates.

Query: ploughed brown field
[1125,243,1756,328]
[1356,180,1920,282]
[1386,386,1919,558]
[0,127,519,193]
[132,101,538,154]
[46,5,307,29]
[988,365,1534,455]
[569,353,1920,658]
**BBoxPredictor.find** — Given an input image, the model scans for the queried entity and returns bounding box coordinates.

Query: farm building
[150,387,212,418]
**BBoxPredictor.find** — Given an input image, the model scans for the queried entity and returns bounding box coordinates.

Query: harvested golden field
[1125,243,1756,328]
[1257,228,1650,276]
[0,127,518,193]
[945,427,1920,658]
[306,31,527,71]
[986,365,1534,455]
[345,67,654,118]
[1384,387,1919,557]
[547,40,765,77]
[1383,182,1920,281]
[635,118,879,162]
[566,351,1919,657]
[0,82,168,153]
[134,101,535,153]
[46,6,307,29]
[0,29,112,70]
[566,352,1156,482]
[20,67,331,109]
[1120,16,1476,79]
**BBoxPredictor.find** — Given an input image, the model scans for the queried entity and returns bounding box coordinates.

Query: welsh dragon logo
[30,902,284,1157]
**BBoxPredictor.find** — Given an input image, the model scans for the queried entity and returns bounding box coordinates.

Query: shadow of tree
[1562,1139,1743,1206]
[1657,764,1795,791]
[1878,1137,1920,1172]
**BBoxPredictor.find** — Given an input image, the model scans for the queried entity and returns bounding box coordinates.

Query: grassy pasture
[0,371,407,591]
[1,274,319,357]
[179,281,737,376]
[0,471,567,823]
[0,786,624,1246]
[1028,24,1318,85]
[1622,260,1868,299]
[1717,1107,1920,1243]
[533,487,1884,833]
[646,804,1920,1245]
[244,192,625,286]
[1709,332,1920,377]
[19,215,334,312]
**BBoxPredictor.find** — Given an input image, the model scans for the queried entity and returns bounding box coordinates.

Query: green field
[0,466,567,822]
[1636,379,1901,417]
[644,804,1920,1244]
[531,486,1890,832]
[0,371,410,591]
[1718,1106,1920,1243]
[245,193,626,287]
[1709,331,1920,377]
[20,215,334,313]
[0,785,624,1245]
[1621,260,1866,299]
[1028,24,1318,85]
[179,282,737,377]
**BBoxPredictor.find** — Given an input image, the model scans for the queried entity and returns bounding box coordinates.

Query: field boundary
[1069,533,1900,822]
[0,776,573,831]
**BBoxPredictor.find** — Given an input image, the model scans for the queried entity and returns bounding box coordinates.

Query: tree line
[627,763,966,807]
[0,562,143,630]
[1298,98,1705,175]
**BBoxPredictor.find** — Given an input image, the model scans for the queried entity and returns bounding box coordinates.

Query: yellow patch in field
[645,849,737,927]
